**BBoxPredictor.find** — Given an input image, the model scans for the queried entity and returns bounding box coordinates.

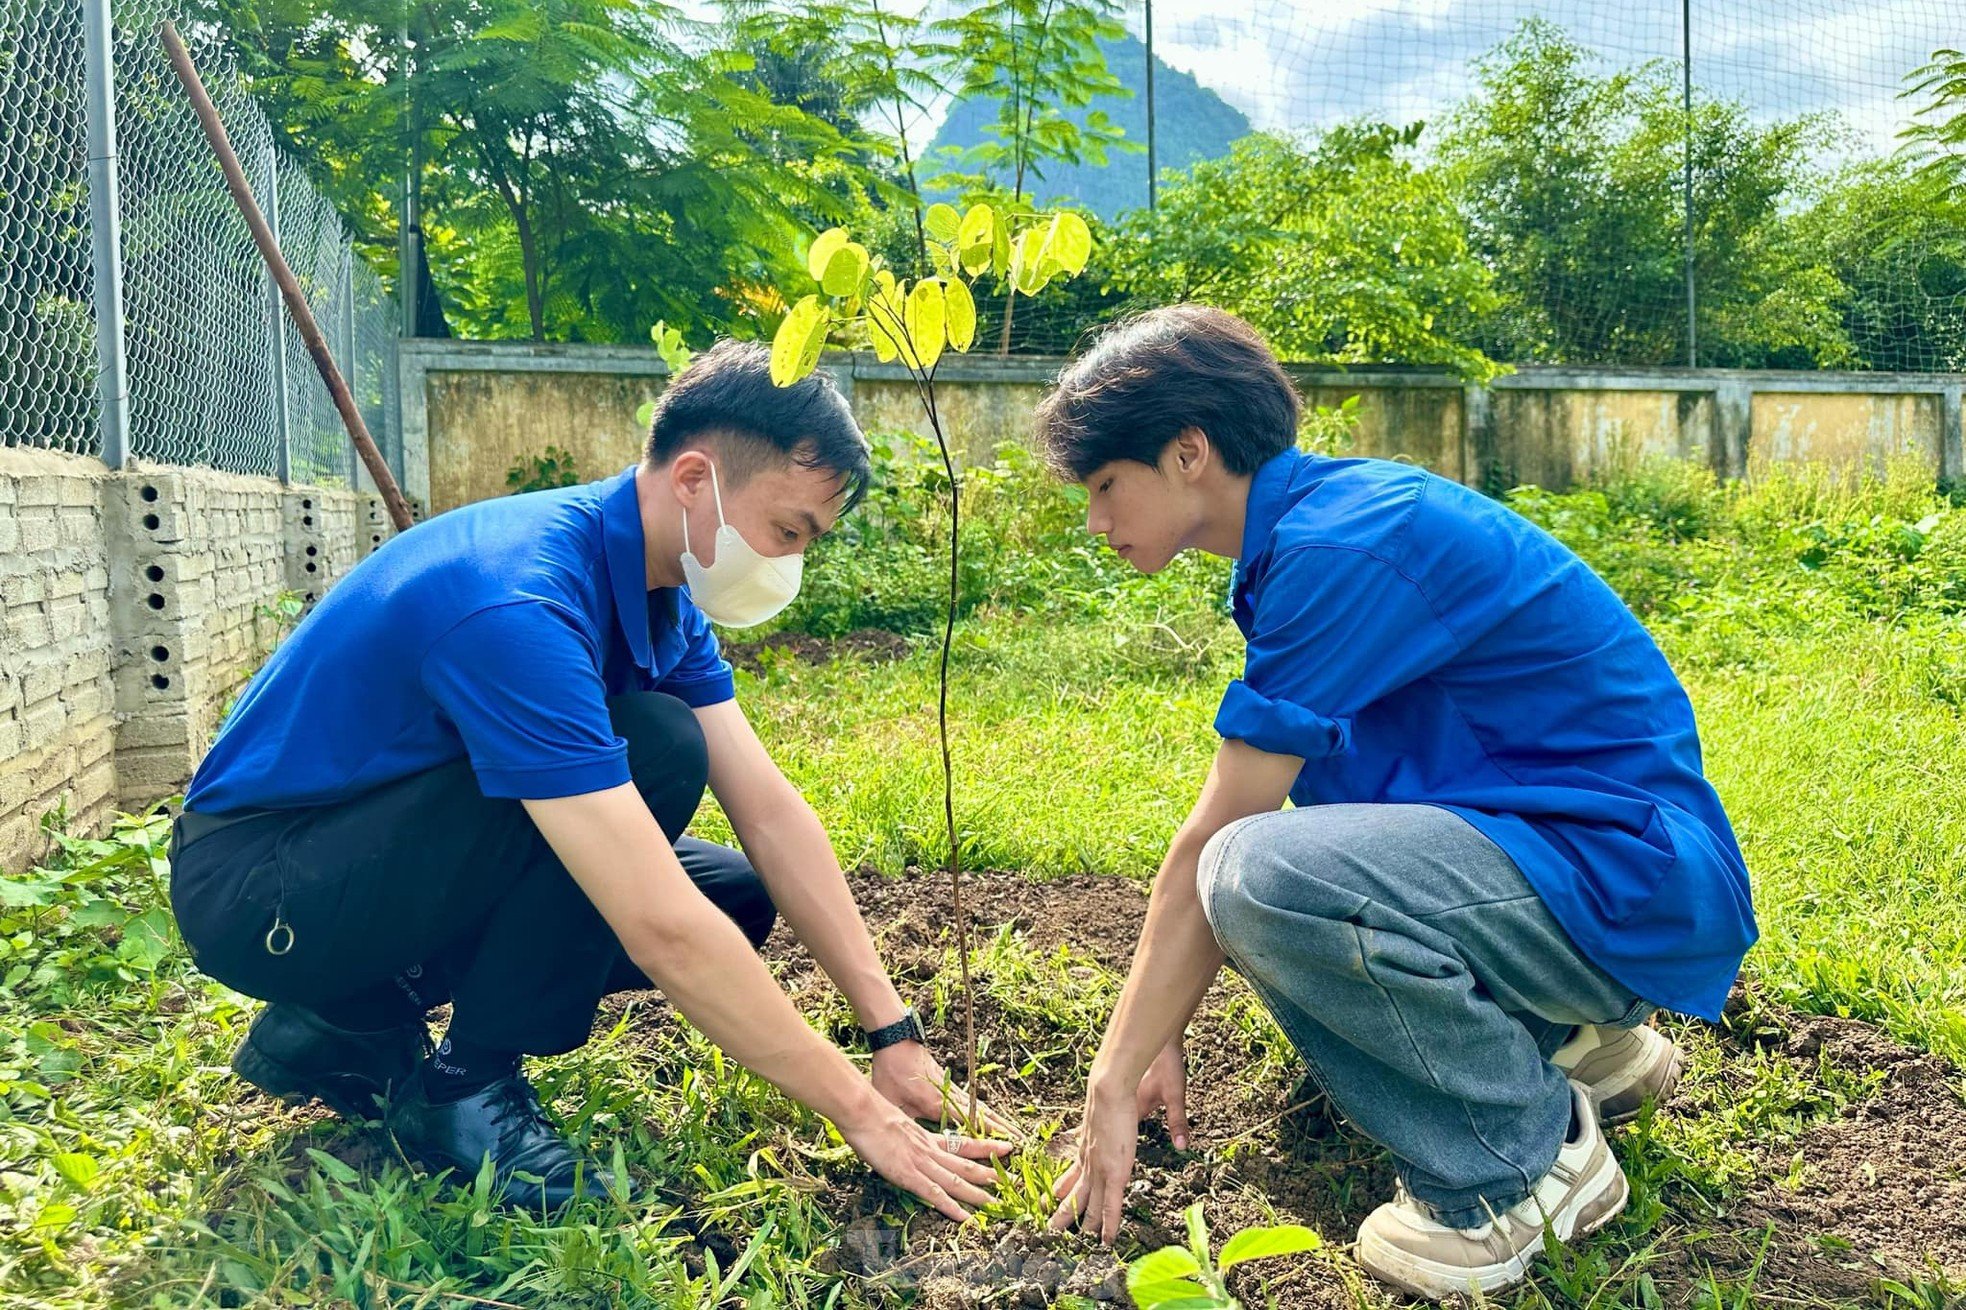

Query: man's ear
[1170,426,1211,481]
[668,448,712,506]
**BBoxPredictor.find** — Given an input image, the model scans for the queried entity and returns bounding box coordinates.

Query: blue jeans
[1196,803,1651,1228]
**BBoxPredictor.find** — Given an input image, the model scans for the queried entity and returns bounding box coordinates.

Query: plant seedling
[766,200,1093,1131]
[1126,1202,1322,1310]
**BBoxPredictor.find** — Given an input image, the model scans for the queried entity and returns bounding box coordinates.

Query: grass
[3,457,1964,1307]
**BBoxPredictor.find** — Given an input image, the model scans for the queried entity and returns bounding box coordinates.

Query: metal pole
[400,6,421,339]
[265,139,293,482]
[83,0,131,468]
[1681,0,1697,368]
[1144,0,1158,211]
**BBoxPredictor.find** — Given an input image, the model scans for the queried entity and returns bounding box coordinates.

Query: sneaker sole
[231,1037,391,1123]
[1595,1042,1686,1127]
[1355,1156,1631,1300]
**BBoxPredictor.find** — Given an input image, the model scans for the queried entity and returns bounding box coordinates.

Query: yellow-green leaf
[958,203,996,275]
[867,273,904,363]
[904,278,946,369]
[924,202,961,242]
[1217,1224,1321,1273]
[820,240,870,297]
[1012,226,1053,296]
[1126,1246,1202,1292]
[992,218,1012,280]
[1044,210,1093,276]
[770,295,828,386]
[807,228,849,284]
[944,275,976,352]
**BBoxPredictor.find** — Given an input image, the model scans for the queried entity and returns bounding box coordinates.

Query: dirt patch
[746,868,1966,1308]
[723,629,913,675]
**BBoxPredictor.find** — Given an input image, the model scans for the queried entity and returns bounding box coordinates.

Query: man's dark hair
[644,339,871,512]
[1032,304,1301,481]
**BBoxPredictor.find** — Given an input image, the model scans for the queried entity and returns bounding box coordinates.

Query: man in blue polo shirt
[170,341,1008,1215]
[1031,306,1755,1298]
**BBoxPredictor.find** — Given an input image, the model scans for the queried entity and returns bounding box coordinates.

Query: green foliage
[1902,48,1966,193]
[926,0,1136,207]
[1103,125,1501,377]
[1439,18,1854,369]
[210,0,877,343]
[503,444,582,494]
[1125,1203,1320,1310]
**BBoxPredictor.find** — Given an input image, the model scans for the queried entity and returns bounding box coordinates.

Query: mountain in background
[924,30,1251,221]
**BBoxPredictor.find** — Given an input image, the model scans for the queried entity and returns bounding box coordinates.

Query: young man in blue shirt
[1033,306,1756,1298]
[170,342,1007,1215]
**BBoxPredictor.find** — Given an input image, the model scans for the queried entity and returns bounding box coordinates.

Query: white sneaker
[1553,1022,1684,1125]
[1355,1081,1629,1300]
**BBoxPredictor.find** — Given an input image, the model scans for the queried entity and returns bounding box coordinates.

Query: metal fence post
[265,141,292,483]
[83,0,131,468]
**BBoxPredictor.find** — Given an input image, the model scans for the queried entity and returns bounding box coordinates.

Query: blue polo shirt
[1217,451,1755,1020]
[185,465,735,814]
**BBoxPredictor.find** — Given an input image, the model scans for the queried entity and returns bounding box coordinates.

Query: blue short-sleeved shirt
[1217,451,1755,1019]
[185,465,735,813]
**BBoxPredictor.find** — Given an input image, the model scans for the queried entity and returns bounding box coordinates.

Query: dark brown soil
[723,628,913,675]
[745,868,1966,1309]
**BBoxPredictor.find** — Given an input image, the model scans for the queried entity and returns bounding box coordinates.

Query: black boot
[231,1003,428,1121]
[386,1069,621,1211]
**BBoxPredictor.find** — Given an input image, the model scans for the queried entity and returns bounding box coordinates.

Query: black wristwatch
[864,1006,927,1053]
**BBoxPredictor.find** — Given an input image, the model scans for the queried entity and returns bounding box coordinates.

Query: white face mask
[680,461,804,628]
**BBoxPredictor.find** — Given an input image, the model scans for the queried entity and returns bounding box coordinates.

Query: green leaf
[1127,1284,1219,1310]
[306,1148,361,1184]
[50,1152,99,1191]
[904,279,946,369]
[807,228,850,285]
[1184,1202,1209,1261]
[770,295,829,385]
[1127,1245,1202,1290]
[820,241,870,298]
[634,399,656,429]
[958,204,996,275]
[1218,1224,1322,1272]
[924,202,961,242]
[1043,210,1093,276]
[944,276,977,352]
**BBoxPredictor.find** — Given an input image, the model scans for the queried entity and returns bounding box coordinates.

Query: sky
[894,0,1959,164]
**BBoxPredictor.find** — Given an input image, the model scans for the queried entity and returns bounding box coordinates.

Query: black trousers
[169,693,776,1056]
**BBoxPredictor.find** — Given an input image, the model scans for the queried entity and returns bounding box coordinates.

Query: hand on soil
[1048,1079,1141,1244]
[839,1094,1012,1225]
[871,1041,1020,1140]
[1135,1040,1191,1150]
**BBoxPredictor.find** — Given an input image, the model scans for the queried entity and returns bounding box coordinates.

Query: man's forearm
[739,797,908,1029]
[626,899,885,1126]
[1089,830,1225,1090]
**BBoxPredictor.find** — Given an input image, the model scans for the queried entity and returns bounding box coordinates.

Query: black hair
[644,339,871,512]
[1032,304,1301,480]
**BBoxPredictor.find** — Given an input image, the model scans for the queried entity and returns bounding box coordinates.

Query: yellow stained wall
[420,363,1954,512]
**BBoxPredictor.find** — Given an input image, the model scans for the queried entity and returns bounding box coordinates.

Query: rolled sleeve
[420,602,632,800]
[1214,679,1353,759]
[1218,545,1461,759]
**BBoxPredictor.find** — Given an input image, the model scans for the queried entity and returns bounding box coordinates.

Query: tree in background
[1438,18,1852,370]
[1102,126,1500,377]
[203,0,873,342]
[930,0,1134,351]
[1903,48,1966,194]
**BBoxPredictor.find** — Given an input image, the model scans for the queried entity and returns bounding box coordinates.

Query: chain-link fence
[2,0,396,485]
[921,0,1965,370]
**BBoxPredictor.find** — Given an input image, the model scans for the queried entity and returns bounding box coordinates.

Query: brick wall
[0,447,400,873]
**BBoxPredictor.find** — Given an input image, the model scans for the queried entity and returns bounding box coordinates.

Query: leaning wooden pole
[159,21,416,532]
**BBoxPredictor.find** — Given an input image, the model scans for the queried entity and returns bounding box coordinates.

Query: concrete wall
[0,446,398,874]
[401,341,1966,513]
